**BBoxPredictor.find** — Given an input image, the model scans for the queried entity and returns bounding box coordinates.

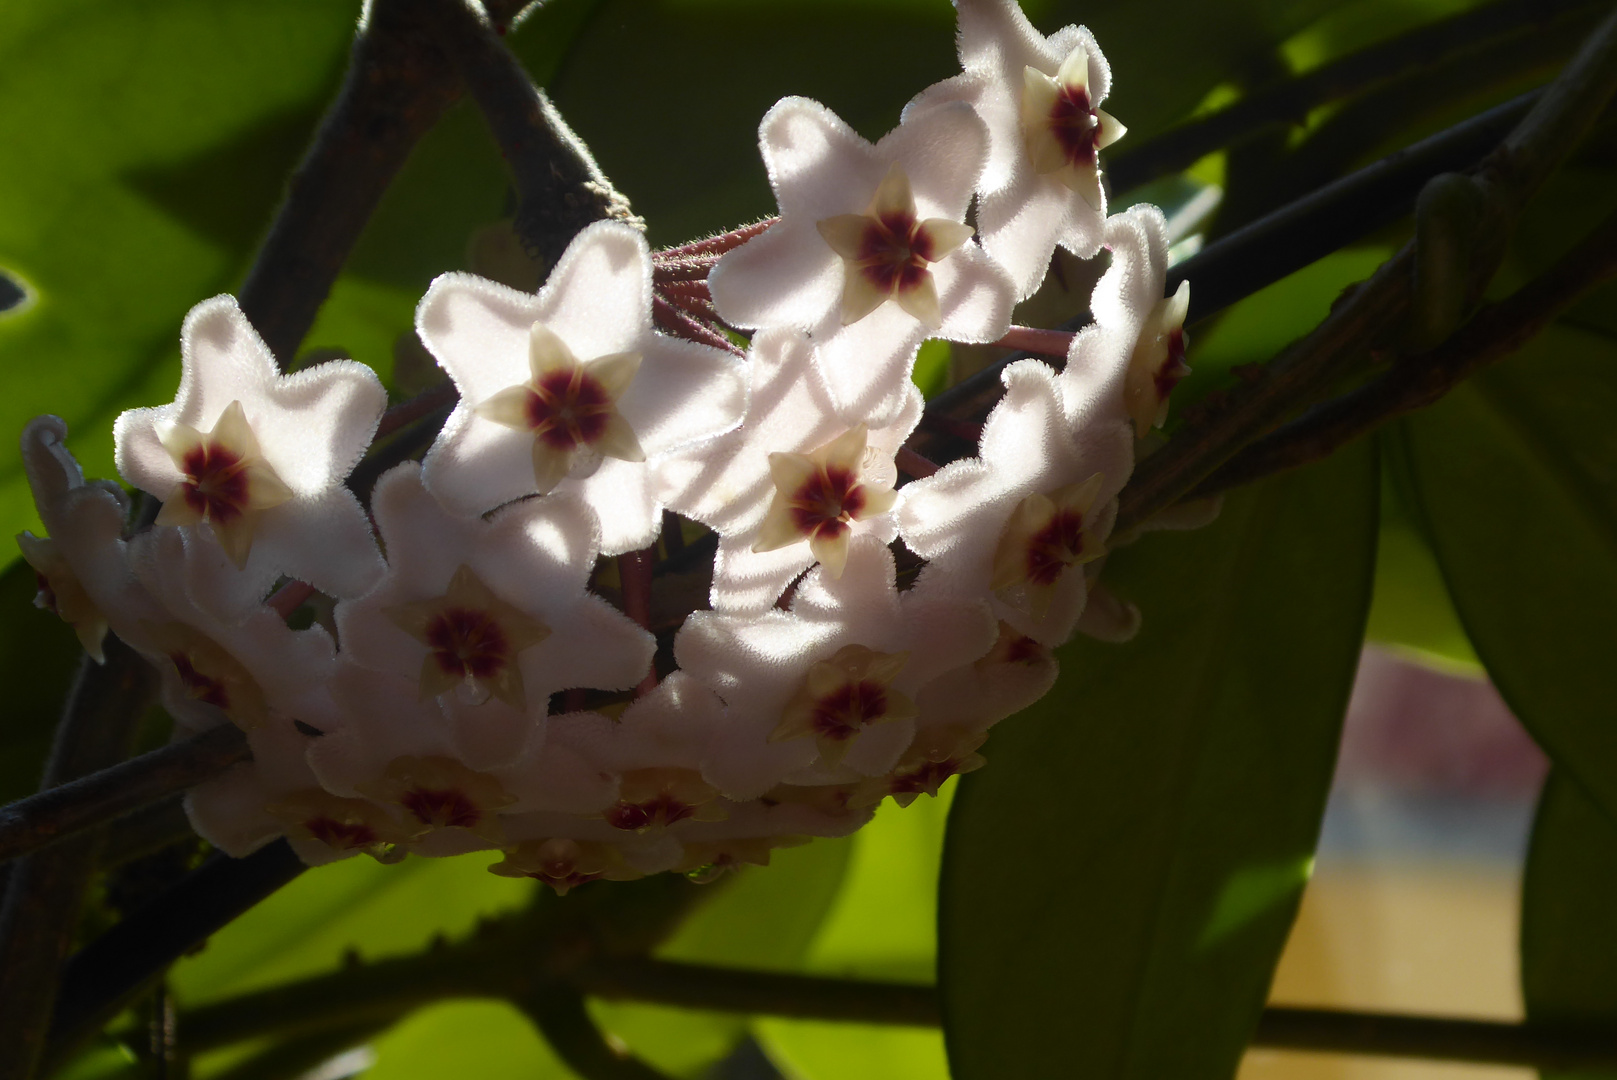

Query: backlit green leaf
[939,441,1378,1080]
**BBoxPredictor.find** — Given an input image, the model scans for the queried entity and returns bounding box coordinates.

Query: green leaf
[168,852,534,1003]
[1363,457,1480,673]
[590,835,853,1078]
[365,1000,574,1080]
[939,440,1379,1080]
[1395,322,1617,818]
[1521,772,1617,1080]
[547,0,1359,246]
[0,557,88,803]
[754,786,956,1080]
[0,0,356,543]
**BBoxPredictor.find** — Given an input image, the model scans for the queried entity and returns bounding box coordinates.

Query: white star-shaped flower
[129,527,341,736]
[418,220,748,554]
[675,537,996,799]
[334,464,655,770]
[897,355,1133,646]
[186,718,413,866]
[906,0,1124,298]
[113,295,386,620]
[708,97,1015,424]
[17,415,162,661]
[657,328,920,613]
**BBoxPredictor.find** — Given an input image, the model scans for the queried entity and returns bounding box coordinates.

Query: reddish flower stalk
[895,446,940,480]
[991,325,1075,358]
[268,580,317,620]
[652,295,741,355]
[375,381,458,441]
[655,218,778,262]
[616,546,658,697]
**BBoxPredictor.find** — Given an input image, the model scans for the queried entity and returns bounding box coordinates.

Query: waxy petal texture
[113,296,386,619]
[419,221,747,553]
[709,98,1013,423]
[906,0,1119,298]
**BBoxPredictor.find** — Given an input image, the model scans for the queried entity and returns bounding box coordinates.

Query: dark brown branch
[44,842,307,1071]
[99,798,195,871]
[431,0,638,270]
[0,642,156,1080]
[918,91,1539,456]
[576,958,941,1027]
[0,724,249,866]
[376,380,458,441]
[1111,5,1617,535]
[239,0,465,366]
[1197,200,1617,495]
[1108,0,1599,191]
[1253,1007,1617,1069]
[521,985,676,1080]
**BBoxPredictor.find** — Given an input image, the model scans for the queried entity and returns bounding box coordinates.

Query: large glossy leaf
[939,440,1378,1080]
[1521,772,1617,1080]
[755,788,956,1080]
[366,1000,572,1080]
[1396,322,1617,819]
[0,0,357,541]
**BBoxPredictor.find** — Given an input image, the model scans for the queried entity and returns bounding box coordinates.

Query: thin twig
[239,0,464,366]
[520,985,676,1080]
[1112,6,1617,535]
[1196,200,1617,495]
[576,958,941,1027]
[44,842,307,1071]
[1253,1007,1617,1069]
[430,0,639,269]
[991,325,1074,358]
[918,91,1540,454]
[1108,0,1598,191]
[0,724,250,866]
[0,642,156,1080]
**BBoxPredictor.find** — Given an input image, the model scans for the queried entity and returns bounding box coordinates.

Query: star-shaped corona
[1124,281,1192,437]
[152,400,293,568]
[360,755,516,846]
[266,788,409,862]
[772,644,917,764]
[490,837,640,893]
[145,621,272,730]
[816,163,976,329]
[991,472,1107,615]
[1020,45,1125,210]
[871,725,988,808]
[603,767,728,833]
[386,564,551,708]
[753,424,897,579]
[474,322,645,494]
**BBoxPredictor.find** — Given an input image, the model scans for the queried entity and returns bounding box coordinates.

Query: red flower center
[304,817,379,851]
[400,786,482,829]
[1024,507,1087,587]
[1154,328,1188,400]
[789,466,866,540]
[527,367,615,452]
[606,793,697,831]
[855,212,935,295]
[179,443,251,524]
[424,607,510,681]
[811,680,890,743]
[1048,84,1101,165]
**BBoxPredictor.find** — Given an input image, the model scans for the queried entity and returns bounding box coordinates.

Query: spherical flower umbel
[13,3,1227,892]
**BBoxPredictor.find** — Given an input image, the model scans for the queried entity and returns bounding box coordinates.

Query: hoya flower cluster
[16,0,1194,892]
